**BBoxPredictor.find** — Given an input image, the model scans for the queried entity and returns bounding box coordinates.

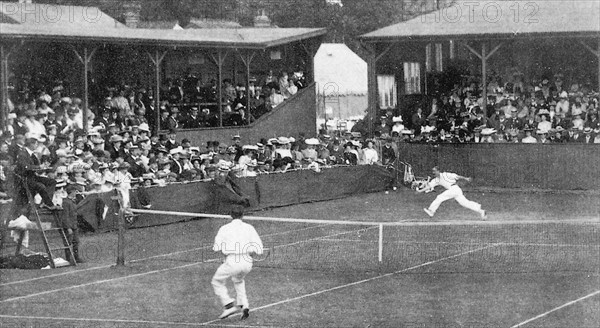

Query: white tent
[314,43,368,124]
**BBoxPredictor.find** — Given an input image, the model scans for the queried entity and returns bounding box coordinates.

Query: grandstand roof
[0,23,327,49]
[360,0,600,41]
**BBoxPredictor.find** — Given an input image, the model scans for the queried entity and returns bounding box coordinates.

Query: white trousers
[211,255,253,308]
[428,185,482,214]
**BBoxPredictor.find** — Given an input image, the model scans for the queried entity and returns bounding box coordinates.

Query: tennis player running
[417,166,487,219]
[212,207,263,320]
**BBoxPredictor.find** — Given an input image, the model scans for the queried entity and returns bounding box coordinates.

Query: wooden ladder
[20,178,77,268]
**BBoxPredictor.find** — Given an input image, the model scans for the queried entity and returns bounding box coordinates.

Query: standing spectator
[112,89,132,120]
[381,137,396,166]
[411,107,426,135]
[58,185,85,263]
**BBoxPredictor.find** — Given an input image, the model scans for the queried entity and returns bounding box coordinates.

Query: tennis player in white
[417,166,487,219]
[212,207,263,320]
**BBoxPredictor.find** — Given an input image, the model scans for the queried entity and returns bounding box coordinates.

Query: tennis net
[130,209,600,275]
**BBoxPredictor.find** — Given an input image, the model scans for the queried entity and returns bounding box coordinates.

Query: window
[425,44,433,72]
[377,75,397,109]
[435,43,443,71]
[426,43,443,72]
[403,63,421,95]
[449,40,455,59]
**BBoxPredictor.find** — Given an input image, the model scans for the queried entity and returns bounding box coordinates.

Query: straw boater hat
[392,116,403,123]
[218,163,231,172]
[109,135,123,143]
[242,145,259,151]
[305,138,320,146]
[481,128,497,136]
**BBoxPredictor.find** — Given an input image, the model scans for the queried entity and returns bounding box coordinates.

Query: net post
[116,208,125,266]
[378,224,383,262]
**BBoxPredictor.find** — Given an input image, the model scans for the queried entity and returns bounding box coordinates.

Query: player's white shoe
[219,305,241,319]
[423,208,434,217]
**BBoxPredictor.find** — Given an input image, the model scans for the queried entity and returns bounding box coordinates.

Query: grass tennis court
[1,188,599,327]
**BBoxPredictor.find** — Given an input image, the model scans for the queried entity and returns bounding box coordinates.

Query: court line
[510,289,600,328]
[0,223,332,287]
[199,244,499,326]
[0,226,370,303]
[0,314,273,327]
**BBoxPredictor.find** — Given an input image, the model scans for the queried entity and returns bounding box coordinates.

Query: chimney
[253,9,271,28]
[122,1,141,28]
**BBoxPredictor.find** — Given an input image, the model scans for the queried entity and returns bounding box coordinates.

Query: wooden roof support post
[462,41,503,118]
[73,46,98,134]
[360,41,396,138]
[361,42,377,138]
[0,43,19,133]
[300,38,321,85]
[0,44,7,134]
[580,39,600,92]
[237,49,257,125]
[209,49,229,128]
[147,49,168,134]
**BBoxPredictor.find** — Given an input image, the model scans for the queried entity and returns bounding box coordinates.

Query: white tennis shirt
[429,172,459,190]
[213,219,264,256]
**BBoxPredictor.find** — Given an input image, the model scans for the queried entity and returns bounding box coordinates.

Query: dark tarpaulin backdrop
[76,165,394,231]
[397,143,600,190]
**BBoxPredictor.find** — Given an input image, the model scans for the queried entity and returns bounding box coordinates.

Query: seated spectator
[301,138,319,162]
[268,88,285,108]
[521,129,537,143]
[582,127,595,144]
[391,116,405,135]
[537,110,552,133]
[343,141,359,166]
[571,113,584,130]
[362,140,379,165]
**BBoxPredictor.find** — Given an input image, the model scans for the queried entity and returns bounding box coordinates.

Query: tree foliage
[39,0,445,53]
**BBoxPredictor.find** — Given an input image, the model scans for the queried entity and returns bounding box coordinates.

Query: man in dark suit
[106,135,125,160]
[582,128,595,144]
[14,134,57,210]
[184,107,201,129]
[166,108,180,131]
[169,148,184,177]
[124,144,146,178]
[411,107,426,135]
[565,128,583,143]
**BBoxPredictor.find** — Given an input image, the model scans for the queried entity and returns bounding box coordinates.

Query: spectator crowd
[376,72,600,143]
[5,68,307,134]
